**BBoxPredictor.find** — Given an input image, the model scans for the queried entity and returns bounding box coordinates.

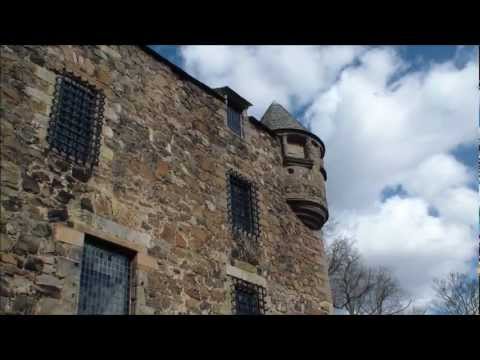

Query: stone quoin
[0,45,332,315]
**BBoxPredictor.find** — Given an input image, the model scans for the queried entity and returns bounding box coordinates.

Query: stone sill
[226,261,267,288]
[283,156,314,169]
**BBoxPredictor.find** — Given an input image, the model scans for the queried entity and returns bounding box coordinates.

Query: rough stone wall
[0,45,332,315]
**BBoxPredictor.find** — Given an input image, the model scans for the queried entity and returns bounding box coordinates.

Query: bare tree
[324,219,413,315]
[430,272,479,315]
[359,266,412,315]
[326,235,356,276]
[326,237,373,314]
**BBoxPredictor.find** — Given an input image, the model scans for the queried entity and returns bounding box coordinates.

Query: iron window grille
[230,276,266,315]
[47,72,105,174]
[78,235,133,315]
[227,170,260,241]
[227,106,242,137]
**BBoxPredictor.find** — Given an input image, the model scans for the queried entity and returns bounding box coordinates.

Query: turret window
[47,73,105,171]
[286,134,306,159]
[281,133,314,169]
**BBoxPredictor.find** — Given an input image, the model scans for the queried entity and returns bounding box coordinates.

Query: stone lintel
[226,264,267,288]
[53,224,85,247]
[55,223,158,271]
[72,222,147,254]
[232,259,258,274]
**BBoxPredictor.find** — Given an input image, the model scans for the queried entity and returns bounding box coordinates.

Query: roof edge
[137,45,225,103]
[136,47,325,156]
[214,86,252,110]
[248,116,278,139]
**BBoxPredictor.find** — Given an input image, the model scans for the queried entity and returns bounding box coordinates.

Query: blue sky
[151,45,182,66]
[150,45,478,307]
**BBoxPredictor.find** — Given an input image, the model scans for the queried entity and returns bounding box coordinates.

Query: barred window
[47,73,105,171]
[227,106,242,137]
[231,277,266,315]
[228,171,259,238]
[78,235,133,315]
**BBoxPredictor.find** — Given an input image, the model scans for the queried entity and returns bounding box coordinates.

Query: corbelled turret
[261,102,328,230]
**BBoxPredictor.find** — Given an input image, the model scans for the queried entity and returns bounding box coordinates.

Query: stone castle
[0,45,332,315]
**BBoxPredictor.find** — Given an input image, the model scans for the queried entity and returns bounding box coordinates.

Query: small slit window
[78,235,133,315]
[47,73,105,171]
[227,106,242,137]
[231,277,266,315]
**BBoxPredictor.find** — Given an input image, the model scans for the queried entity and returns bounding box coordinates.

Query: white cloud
[432,187,478,228]
[178,45,478,309]
[347,196,475,305]
[180,45,365,117]
[398,153,472,200]
[307,49,477,211]
[398,153,477,227]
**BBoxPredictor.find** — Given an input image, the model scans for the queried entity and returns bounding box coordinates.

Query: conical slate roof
[260,102,308,132]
